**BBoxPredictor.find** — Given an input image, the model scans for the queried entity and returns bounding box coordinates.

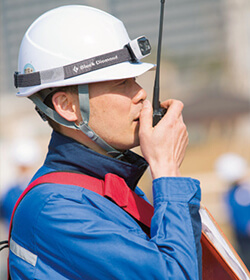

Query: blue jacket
[9,131,202,279]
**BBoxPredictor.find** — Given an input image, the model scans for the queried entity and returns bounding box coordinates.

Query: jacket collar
[44,131,148,191]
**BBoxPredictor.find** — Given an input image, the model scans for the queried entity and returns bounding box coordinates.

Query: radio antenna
[152,0,166,126]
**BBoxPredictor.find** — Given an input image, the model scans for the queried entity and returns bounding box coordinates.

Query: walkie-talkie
[152,0,167,126]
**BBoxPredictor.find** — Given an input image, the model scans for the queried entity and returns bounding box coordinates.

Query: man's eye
[119,80,127,86]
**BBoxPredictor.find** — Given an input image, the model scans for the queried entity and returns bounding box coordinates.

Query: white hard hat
[215,153,248,183]
[11,139,41,167]
[15,5,154,97]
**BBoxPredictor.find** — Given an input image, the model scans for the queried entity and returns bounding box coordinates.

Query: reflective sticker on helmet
[24,63,35,74]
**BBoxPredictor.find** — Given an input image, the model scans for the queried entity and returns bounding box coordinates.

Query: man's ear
[52,91,79,122]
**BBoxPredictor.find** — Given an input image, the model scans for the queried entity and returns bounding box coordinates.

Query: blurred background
[0,0,250,276]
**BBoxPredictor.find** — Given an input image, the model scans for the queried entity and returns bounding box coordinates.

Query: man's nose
[132,83,147,104]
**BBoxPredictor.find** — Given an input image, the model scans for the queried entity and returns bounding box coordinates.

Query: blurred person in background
[215,153,250,270]
[8,5,202,279]
[0,138,41,227]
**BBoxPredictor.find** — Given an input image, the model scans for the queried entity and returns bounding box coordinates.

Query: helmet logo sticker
[24,63,35,74]
[72,60,98,74]
[73,66,79,73]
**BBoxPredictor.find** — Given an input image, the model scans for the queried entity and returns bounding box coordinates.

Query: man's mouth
[133,116,140,122]
[133,112,141,122]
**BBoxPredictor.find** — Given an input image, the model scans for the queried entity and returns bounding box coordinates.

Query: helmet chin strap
[77,85,124,158]
[29,85,124,159]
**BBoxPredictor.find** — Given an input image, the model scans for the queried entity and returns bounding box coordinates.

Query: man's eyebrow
[113,77,137,85]
[111,79,127,86]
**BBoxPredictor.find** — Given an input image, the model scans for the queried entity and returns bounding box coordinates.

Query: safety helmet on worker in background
[10,138,41,168]
[14,5,154,157]
[215,153,248,184]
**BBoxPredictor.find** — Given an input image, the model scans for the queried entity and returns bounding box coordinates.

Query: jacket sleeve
[32,177,201,280]
[151,177,202,279]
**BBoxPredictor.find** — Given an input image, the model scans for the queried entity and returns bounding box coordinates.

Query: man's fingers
[161,99,184,119]
[139,100,153,133]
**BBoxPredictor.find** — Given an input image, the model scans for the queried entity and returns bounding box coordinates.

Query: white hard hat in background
[215,153,248,183]
[10,139,41,167]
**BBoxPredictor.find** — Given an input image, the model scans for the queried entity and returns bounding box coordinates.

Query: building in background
[225,0,250,94]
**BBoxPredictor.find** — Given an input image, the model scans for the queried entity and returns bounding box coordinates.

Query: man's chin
[113,139,140,152]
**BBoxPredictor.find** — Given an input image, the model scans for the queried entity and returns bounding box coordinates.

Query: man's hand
[139,99,188,179]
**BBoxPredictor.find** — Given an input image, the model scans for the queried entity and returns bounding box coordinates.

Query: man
[9,5,202,279]
[215,153,250,270]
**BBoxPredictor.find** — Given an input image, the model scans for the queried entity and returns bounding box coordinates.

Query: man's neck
[57,126,113,157]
